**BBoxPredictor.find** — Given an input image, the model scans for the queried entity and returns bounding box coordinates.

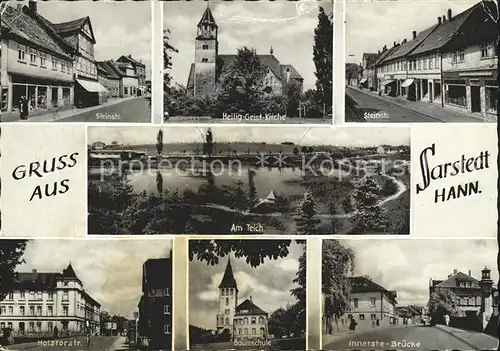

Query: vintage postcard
[0,1,151,123]
[187,239,306,350]
[86,126,410,235]
[0,238,172,351]
[343,0,497,123]
[322,238,498,351]
[164,0,333,124]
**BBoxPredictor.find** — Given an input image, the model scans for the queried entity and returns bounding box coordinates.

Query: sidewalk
[1,96,138,123]
[435,324,499,350]
[322,324,407,345]
[0,336,86,350]
[349,86,490,123]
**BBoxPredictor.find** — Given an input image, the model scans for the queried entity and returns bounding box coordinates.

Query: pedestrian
[53,325,58,338]
[349,316,357,333]
[376,319,380,327]
[444,314,450,327]
[372,320,375,328]
[19,96,28,120]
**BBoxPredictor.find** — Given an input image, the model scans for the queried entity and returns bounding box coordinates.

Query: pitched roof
[373,45,401,66]
[409,3,478,56]
[235,299,268,316]
[15,263,80,290]
[198,6,217,27]
[433,271,480,289]
[349,276,397,302]
[97,61,120,79]
[362,53,378,65]
[52,17,88,34]
[117,55,146,68]
[383,25,439,62]
[1,5,73,59]
[62,263,78,279]
[218,258,238,289]
[218,54,302,81]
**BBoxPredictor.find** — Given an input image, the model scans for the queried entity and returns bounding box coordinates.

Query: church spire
[218,256,238,290]
[198,4,217,27]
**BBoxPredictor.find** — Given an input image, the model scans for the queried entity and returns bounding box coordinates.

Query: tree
[313,6,333,111]
[345,63,362,84]
[188,240,298,267]
[0,240,28,301]
[268,307,290,338]
[156,129,164,157]
[427,288,460,325]
[247,169,258,209]
[214,47,267,114]
[289,245,306,334]
[294,190,320,235]
[301,146,308,154]
[156,170,163,195]
[322,240,355,334]
[350,176,390,233]
[293,147,299,156]
[164,29,178,91]
[282,80,302,117]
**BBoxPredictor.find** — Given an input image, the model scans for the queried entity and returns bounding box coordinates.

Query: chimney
[28,0,37,12]
[383,45,387,52]
[286,67,291,82]
[412,31,417,40]
[378,50,380,55]
[468,270,471,276]
[442,15,446,22]
[393,41,396,47]
[249,295,252,302]
[447,9,452,21]
[438,17,442,25]
[402,39,407,44]
[453,269,458,275]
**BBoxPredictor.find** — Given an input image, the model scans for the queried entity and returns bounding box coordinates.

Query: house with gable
[116,54,146,91]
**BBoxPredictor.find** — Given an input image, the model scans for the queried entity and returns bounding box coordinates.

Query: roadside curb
[434,325,496,351]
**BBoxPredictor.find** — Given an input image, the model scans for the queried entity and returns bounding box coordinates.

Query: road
[345,87,443,123]
[323,325,499,350]
[61,97,150,123]
[5,336,133,351]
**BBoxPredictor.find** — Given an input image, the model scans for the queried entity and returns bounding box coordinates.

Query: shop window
[485,87,497,114]
[1,88,7,112]
[445,85,467,107]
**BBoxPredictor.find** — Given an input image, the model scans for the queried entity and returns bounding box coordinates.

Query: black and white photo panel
[163,0,333,124]
[0,238,173,351]
[321,238,499,351]
[87,126,410,235]
[343,0,497,124]
[0,1,151,123]
[188,239,306,350]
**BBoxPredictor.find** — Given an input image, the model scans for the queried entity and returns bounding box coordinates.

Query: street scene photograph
[164,0,333,124]
[0,238,172,351]
[188,239,306,350]
[322,239,499,351]
[87,126,410,235]
[0,0,151,123]
[344,0,498,123]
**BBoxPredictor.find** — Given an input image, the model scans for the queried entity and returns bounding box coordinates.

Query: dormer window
[202,58,208,63]
[202,45,209,50]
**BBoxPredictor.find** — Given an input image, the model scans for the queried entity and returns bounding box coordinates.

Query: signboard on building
[148,288,170,298]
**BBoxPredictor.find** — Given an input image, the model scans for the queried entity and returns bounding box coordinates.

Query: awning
[360,78,367,83]
[401,79,415,88]
[76,79,108,93]
[381,80,395,86]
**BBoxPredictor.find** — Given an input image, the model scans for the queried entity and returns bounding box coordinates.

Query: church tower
[216,257,238,334]
[194,5,218,97]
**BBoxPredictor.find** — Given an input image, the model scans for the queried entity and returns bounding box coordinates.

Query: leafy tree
[156,129,163,157]
[322,240,355,334]
[214,47,267,114]
[268,307,290,338]
[156,170,163,195]
[164,29,178,91]
[290,246,307,333]
[189,240,299,267]
[0,240,28,301]
[313,6,333,112]
[293,147,299,156]
[345,63,362,83]
[301,146,308,154]
[350,176,390,233]
[427,288,460,324]
[282,81,302,117]
[294,190,320,235]
[247,169,258,209]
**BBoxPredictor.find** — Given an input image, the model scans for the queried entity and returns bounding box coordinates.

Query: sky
[164,0,333,91]
[14,239,172,318]
[189,241,305,330]
[30,1,152,79]
[332,239,498,307]
[346,0,478,64]
[88,126,410,147]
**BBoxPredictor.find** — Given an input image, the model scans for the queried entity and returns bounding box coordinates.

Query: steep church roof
[218,257,238,289]
[198,6,217,27]
[235,298,268,316]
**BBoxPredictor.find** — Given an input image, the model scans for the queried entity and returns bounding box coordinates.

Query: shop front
[74,79,109,108]
[443,69,497,120]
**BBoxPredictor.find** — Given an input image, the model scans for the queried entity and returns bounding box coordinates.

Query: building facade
[372,1,497,121]
[116,54,146,89]
[216,258,269,341]
[97,61,120,98]
[0,264,101,338]
[187,6,303,97]
[360,53,377,89]
[429,267,495,332]
[137,257,172,350]
[0,2,75,114]
[329,276,398,332]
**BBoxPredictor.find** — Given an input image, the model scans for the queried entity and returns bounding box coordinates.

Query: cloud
[189,241,305,330]
[17,239,172,318]
[335,239,497,306]
[165,0,333,91]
